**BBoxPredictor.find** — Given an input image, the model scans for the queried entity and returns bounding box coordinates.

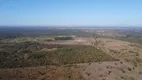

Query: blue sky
[0,0,142,27]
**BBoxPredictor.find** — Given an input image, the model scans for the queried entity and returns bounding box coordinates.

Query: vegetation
[1,27,142,80]
[0,66,83,80]
[0,41,117,68]
[54,36,73,40]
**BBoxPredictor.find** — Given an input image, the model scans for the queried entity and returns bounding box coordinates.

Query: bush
[28,52,46,59]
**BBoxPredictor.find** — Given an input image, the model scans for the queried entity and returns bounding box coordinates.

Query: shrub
[127,67,132,71]
[28,52,46,59]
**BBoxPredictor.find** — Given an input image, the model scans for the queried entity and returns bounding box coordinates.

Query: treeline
[0,27,98,39]
[54,37,73,40]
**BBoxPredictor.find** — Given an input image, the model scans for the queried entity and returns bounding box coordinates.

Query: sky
[0,0,142,27]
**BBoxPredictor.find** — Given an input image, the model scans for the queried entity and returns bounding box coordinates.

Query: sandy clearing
[90,38,142,60]
[77,61,142,80]
[40,37,92,45]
